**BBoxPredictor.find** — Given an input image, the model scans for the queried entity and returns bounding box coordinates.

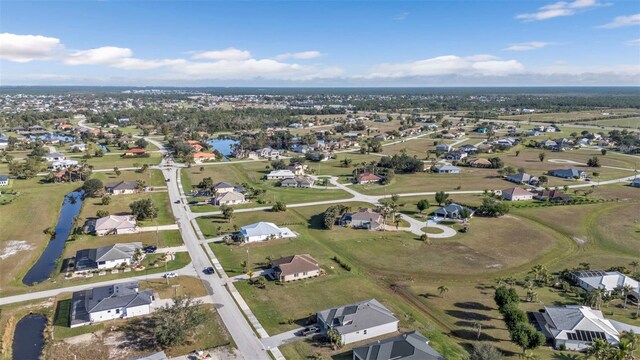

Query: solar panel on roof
[571,330,606,342]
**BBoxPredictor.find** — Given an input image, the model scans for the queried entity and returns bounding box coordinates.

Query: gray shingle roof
[85,282,152,313]
[105,180,138,191]
[317,299,398,336]
[353,331,444,360]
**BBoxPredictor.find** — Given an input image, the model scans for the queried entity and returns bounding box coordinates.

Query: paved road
[0,265,197,306]
[162,163,272,360]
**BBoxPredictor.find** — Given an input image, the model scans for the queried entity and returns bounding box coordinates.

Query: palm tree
[614,339,633,360]
[630,260,639,274]
[617,284,634,309]
[437,285,449,298]
[247,270,254,283]
[587,338,611,360]
[472,320,482,340]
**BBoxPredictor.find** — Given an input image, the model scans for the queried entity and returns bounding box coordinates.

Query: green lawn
[79,191,174,227]
[91,169,166,187]
[182,162,351,208]
[84,153,162,169]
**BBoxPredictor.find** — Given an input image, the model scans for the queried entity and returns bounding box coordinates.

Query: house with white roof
[239,222,296,243]
[48,159,79,171]
[266,170,296,180]
[44,152,67,162]
[94,215,138,236]
[570,270,639,301]
[533,305,640,350]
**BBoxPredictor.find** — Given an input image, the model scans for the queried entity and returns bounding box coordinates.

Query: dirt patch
[0,240,34,260]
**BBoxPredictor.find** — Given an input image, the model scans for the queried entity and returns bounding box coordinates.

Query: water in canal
[22,190,84,285]
[12,313,46,360]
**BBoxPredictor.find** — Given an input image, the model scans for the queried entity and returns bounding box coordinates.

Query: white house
[74,242,143,272]
[317,299,399,345]
[0,175,8,186]
[69,282,153,327]
[570,270,639,301]
[94,215,138,236]
[69,143,88,152]
[239,222,296,243]
[266,170,295,180]
[534,305,640,351]
[433,164,461,174]
[48,159,79,170]
[501,187,534,201]
[435,144,452,153]
[44,152,67,162]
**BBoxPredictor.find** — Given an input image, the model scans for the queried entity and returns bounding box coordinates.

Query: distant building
[501,187,534,201]
[0,175,8,187]
[124,148,147,157]
[357,173,383,184]
[432,164,460,174]
[433,203,472,219]
[213,191,246,206]
[44,152,66,162]
[94,215,138,236]
[549,168,587,180]
[266,170,296,180]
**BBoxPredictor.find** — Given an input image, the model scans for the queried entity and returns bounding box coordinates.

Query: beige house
[105,181,139,195]
[501,187,534,201]
[213,191,246,206]
[270,254,320,282]
[94,215,138,236]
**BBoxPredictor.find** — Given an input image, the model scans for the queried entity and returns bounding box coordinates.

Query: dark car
[143,246,157,253]
[204,267,215,274]
[174,200,181,204]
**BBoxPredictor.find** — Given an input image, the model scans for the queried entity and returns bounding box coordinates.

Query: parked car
[143,245,157,253]
[204,267,215,274]
[163,272,177,278]
[298,325,320,336]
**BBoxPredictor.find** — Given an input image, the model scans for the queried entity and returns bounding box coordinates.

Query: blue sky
[1,0,639,86]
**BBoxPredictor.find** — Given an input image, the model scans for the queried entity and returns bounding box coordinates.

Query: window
[364,330,367,335]
[294,273,299,277]
[116,309,120,314]
[303,271,308,276]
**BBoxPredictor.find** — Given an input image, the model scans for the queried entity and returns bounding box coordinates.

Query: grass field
[573,117,640,129]
[91,168,166,187]
[498,108,640,123]
[182,162,351,208]
[79,191,174,227]
[84,153,162,169]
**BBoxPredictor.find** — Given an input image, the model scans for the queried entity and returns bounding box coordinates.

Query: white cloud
[275,51,323,60]
[505,41,552,51]
[0,33,63,62]
[64,46,185,70]
[393,11,410,21]
[192,48,251,60]
[516,0,605,21]
[367,55,525,78]
[625,38,640,46]
[598,13,640,29]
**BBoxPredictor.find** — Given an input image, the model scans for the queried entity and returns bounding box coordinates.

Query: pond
[12,313,46,360]
[207,139,239,160]
[22,190,84,286]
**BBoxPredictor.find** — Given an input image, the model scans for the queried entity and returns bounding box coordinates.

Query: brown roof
[358,173,382,182]
[502,187,532,197]
[270,254,319,277]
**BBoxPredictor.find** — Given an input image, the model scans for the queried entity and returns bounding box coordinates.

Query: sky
[1,0,639,86]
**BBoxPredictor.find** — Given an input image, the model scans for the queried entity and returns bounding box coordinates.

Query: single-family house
[467,158,492,168]
[239,222,296,243]
[104,181,138,195]
[501,187,534,201]
[570,270,639,301]
[433,164,461,174]
[357,173,383,184]
[270,254,320,282]
[535,190,571,202]
[69,143,88,152]
[549,168,587,180]
[213,191,246,206]
[124,148,147,157]
[506,172,539,185]
[288,162,308,176]
[280,176,314,188]
[94,215,138,236]
[433,203,472,219]
[353,331,445,360]
[69,282,153,327]
[266,170,296,180]
[212,182,236,194]
[48,159,79,171]
[193,152,216,162]
[348,208,384,230]
[435,144,452,153]
[317,299,399,345]
[44,152,66,162]
[0,175,8,186]
[460,145,478,154]
[475,127,488,134]
[74,242,143,272]
[445,150,467,161]
[533,305,640,351]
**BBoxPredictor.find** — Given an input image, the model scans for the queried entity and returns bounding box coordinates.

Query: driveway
[261,327,307,349]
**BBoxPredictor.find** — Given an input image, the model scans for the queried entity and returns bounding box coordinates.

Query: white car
[163,272,178,278]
